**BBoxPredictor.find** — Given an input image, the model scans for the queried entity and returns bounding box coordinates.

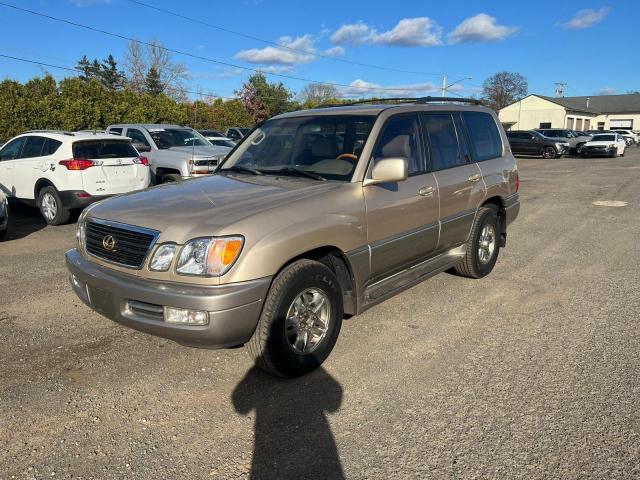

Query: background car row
[506,127,637,159]
[0,125,250,234]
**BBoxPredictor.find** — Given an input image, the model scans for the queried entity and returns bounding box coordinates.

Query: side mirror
[133,142,151,152]
[364,158,408,186]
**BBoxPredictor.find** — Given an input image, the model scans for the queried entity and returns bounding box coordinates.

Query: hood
[167,145,230,157]
[87,174,341,242]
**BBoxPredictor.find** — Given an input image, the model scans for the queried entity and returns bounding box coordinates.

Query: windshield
[200,130,224,137]
[148,128,210,149]
[220,115,375,181]
[591,134,615,142]
[211,139,236,148]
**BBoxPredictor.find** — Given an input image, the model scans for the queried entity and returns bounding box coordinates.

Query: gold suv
[66,98,520,377]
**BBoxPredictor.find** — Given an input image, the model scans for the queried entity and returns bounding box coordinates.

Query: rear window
[73,140,138,159]
[463,112,502,161]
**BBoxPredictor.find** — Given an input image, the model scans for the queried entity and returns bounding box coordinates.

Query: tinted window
[21,136,47,158]
[126,128,150,146]
[374,114,425,175]
[108,127,123,135]
[0,137,26,161]
[463,112,502,161]
[148,128,209,148]
[421,113,462,171]
[72,140,138,159]
[43,138,62,156]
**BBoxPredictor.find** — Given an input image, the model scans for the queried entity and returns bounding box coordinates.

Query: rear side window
[43,138,62,156]
[463,112,502,161]
[108,127,123,135]
[72,140,138,159]
[421,113,463,171]
[126,128,150,146]
[21,136,47,158]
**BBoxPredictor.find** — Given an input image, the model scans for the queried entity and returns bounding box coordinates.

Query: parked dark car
[535,128,591,153]
[506,130,570,158]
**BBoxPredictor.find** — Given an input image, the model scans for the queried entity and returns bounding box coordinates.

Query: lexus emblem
[102,235,116,251]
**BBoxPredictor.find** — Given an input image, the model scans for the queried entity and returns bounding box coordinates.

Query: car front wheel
[38,186,70,225]
[247,259,343,377]
[541,146,557,159]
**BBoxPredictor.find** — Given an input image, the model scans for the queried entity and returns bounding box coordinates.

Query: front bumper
[65,249,271,349]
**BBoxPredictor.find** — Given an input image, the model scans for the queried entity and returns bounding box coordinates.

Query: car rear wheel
[542,146,557,159]
[454,205,501,279]
[161,173,182,183]
[38,186,70,226]
[247,259,343,377]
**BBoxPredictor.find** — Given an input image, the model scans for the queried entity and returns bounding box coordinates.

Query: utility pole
[441,75,447,97]
[554,82,566,97]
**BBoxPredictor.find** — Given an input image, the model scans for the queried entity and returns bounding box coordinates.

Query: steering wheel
[336,153,358,161]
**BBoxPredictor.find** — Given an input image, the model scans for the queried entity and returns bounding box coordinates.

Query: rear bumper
[59,191,110,210]
[505,193,520,225]
[65,248,271,349]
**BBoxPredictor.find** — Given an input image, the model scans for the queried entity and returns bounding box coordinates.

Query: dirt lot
[1,151,639,479]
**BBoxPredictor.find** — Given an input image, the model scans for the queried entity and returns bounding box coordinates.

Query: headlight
[176,236,244,276]
[150,244,177,272]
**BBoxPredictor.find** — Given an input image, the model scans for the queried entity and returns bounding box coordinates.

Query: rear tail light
[134,156,149,166]
[59,159,96,170]
[515,172,520,192]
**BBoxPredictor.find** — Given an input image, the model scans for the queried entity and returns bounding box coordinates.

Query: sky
[0,0,638,100]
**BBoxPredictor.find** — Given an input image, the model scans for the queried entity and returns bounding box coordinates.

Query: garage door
[610,119,633,129]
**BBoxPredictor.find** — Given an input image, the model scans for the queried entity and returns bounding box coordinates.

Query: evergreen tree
[98,55,125,91]
[144,67,164,95]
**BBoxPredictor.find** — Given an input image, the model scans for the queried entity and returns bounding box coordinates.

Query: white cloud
[331,18,442,47]
[597,86,616,95]
[563,8,610,30]
[341,78,444,98]
[235,35,315,65]
[323,46,345,57]
[68,0,110,6]
[448,14,517,43]
[258,65,295,74]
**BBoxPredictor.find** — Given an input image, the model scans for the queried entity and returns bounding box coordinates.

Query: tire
[581,152,588,158]
[610,150,617,158]
[38,186,70,226]
[247,259,344,377]
[454,205,501,279]
[161,173,182,183]
[541,146,557,159]
[576,142,585,154]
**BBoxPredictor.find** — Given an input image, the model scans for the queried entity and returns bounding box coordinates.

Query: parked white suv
[0,131,150,225]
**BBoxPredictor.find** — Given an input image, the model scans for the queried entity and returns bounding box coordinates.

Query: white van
[0,131,150,225]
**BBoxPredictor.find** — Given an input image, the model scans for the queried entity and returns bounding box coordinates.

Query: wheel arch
[481,196,507,246]
[34,178,57,200]
[274,246,357,317]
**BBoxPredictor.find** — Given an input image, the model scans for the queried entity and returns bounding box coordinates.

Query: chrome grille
[85,219,159,269]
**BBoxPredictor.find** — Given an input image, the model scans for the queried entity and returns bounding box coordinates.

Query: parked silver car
[535,129,592,153]
[107,124,232,183]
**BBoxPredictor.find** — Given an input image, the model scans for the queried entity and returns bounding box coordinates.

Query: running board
[361,245,466,310]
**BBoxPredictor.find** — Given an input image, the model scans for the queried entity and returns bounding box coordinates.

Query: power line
[125,0,446,78]
[0,2,444,94]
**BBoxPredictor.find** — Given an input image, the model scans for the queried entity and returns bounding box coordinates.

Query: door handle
[468,173,481,182]
[418,186,434,196]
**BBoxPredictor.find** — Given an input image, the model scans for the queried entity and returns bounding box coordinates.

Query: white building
[499,93,640,131]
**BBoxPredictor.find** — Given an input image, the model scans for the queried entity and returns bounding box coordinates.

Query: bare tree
[124,38,190,100]
[482,72,528,111]
[298,83,340,105]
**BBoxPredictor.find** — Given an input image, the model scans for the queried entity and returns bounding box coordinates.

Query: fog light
[164,307,209,325]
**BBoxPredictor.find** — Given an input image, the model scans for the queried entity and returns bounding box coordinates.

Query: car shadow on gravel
[2,202,47,241]
[232,366,344,480]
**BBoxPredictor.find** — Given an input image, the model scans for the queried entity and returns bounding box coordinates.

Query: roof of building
[536,93,640,114]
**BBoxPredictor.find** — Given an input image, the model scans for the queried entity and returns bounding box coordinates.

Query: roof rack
[25,129,75,136]
[317,96,483,108]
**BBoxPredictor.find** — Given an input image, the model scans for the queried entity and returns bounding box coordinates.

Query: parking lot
[1,151,639,478]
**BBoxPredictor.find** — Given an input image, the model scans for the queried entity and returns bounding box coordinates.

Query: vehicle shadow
[2,202,47,241]
[232,366,344,480]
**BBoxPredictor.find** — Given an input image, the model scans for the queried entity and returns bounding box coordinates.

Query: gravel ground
[1,150,639,479]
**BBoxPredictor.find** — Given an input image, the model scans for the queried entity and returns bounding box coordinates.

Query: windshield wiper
[219,165,263,175]
[266,167,327,181]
